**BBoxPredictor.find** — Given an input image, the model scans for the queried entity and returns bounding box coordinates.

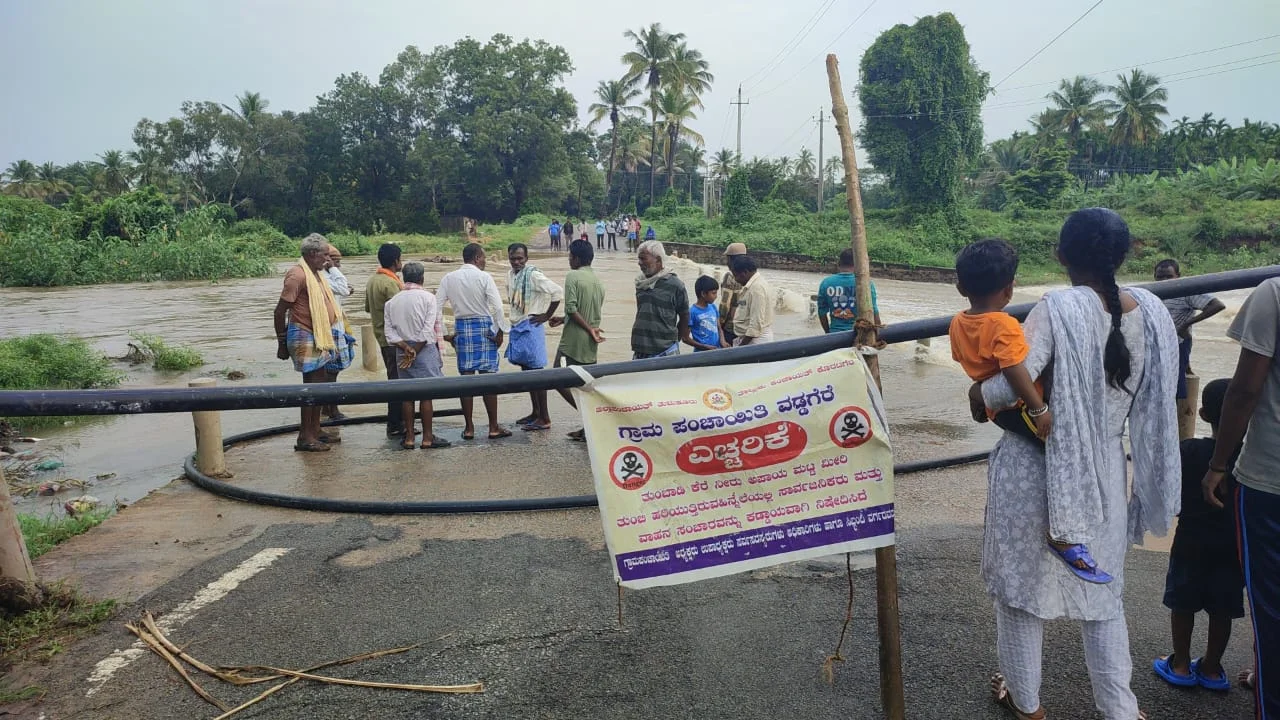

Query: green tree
[721,169,756,227]
[677,143,706,199]
[2,160,42,199]
[1002,142,1076,208]
[858,13,989,216]
[1046,76,1112,144]
[623,23,683,204]
[654,87,703,189]
[1109,69,1169,153]
[794,148,816,180]
[588,79,643,195]
[710,148,737,177]
[97,150,133,196]
[667,42,714,106]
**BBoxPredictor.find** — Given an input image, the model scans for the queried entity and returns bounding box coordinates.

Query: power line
[998,33,1280,93]
[739,0,839,88]
[765,116,816,157]
[992,0,1107,88]
[744,0,840,92]
[1163,57,1280,85]
[754,0,880,99]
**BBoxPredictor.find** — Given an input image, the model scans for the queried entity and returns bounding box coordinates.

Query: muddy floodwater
[3,244,1252,511]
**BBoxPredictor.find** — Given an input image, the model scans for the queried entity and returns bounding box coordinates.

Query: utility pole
[816,108,825,212]
[732,85,750,162]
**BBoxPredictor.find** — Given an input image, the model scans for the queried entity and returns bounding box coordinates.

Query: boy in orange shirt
[950,238,1052,443]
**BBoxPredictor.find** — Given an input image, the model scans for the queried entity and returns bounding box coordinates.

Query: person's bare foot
[1240,668,1256,689]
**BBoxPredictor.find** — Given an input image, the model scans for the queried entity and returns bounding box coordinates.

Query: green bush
[126,333,205,371]
[326,231,375,256]
[78,187,176,243]
[228,219,294,256]
[0,335,122,430]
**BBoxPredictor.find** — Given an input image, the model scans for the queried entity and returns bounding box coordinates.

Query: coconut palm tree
[128,146,167,188]
[824,155,842,188]
[776,156,793,178]
[613,122,652,208]
[667,42,714,107]
[623,23,684,201]
[588,79,643,194]
[1046,76,1113,144]
[36,163,72,203]
[224,91,269,126]
[710,148,737,178]
[677,143,707,198]
[654,87,704,189]
[1109,69,1169,150]
[97,150,133,195]
[2,160,42,199]
[794,148,816,180]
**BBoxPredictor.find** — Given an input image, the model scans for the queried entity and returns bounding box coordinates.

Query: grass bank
[1,510,116,682]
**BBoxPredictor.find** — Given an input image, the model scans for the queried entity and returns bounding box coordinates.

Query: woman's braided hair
[1058,208,1134,392]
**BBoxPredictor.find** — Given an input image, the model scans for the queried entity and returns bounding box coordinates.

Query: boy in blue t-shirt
[818,248,880,333]
[687,275,727,352]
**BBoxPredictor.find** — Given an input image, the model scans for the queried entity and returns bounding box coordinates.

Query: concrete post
[1178,373,1200,440]
[189,377,227,477]
[361,325,380,372]
[0,464,36,586]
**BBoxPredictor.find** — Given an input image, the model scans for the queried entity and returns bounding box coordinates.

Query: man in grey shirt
[1202,276,1280,714]
[1155,259,1226,398]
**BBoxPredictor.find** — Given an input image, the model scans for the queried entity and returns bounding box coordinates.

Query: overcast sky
[2,0,1278,170]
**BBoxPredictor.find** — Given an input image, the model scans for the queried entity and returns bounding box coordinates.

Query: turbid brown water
[1,236,1251,509]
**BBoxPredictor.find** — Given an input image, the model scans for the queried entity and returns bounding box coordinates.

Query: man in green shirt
[818,248,880,334]
[363,243,405,437]
[551,239,605,441]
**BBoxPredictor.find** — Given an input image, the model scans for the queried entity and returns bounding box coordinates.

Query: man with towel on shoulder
[274,233,357,452]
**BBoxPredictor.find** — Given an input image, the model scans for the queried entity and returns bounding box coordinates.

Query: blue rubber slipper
[1153,655,1198,688]
[1192,658,1232,692]
[1048,542,1114,584]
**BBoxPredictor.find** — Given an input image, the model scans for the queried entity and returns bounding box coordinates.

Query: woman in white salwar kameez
[970,208,1181,720]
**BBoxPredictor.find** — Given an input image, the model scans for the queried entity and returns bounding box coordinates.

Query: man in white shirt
[384,262,450,450]
[437,243,512,441]
[506,242,562,431]
[323,245,352,305]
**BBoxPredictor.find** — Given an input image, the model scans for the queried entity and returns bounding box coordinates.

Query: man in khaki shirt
[729,255,774,345]
[719,242,747,343]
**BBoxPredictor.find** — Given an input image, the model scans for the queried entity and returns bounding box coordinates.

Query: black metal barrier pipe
[3,264,1277,417]
[184,415,992,514]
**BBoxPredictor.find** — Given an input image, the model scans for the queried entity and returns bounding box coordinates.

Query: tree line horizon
[3,14,1278,236]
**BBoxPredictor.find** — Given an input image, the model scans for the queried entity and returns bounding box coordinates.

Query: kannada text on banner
[576,348,894,589]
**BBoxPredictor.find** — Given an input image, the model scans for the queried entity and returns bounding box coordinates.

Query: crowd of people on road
[550,216,655,254]
[274,208,1280,719]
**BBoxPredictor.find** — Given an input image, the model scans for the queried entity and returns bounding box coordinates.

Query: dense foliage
[858,13,989,216]
[0,193,272,286]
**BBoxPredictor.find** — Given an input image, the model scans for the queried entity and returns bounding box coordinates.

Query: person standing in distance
[437,242,511,441]
[819,248,881,333]
[364,243,406,438]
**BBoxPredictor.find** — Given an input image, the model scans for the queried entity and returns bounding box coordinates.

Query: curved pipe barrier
[184,414,992,515]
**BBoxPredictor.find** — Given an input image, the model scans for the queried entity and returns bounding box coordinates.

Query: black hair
[1201,378,1230,427]
[1155,258,1180,275]
[377,243,402,269]
[462,243,484,264]
[954,238,1018,297]
[402,262,426,285]
[507,243,528,256]
[695,275,720,295]
[1058,207,1133,392]
[838,248,855,267]
[729,255,757,274]
[569,239,594,265]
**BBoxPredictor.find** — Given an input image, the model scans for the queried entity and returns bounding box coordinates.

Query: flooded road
[2,241,1251,510]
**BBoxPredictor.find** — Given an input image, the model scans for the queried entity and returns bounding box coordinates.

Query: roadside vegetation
[0,335,122,432]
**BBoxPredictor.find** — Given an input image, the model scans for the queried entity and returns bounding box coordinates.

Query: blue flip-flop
[1191,658,1232,692]
[1153,655,1198,688]
[1048,542,1114,584]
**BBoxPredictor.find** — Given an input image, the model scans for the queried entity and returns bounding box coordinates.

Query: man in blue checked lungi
[273,233,356,452]
[437,243,512,441]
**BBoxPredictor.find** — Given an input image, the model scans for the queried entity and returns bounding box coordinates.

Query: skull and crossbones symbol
[619,451,646,480]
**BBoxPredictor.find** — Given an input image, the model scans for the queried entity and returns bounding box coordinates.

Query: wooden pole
[0,464,36,587]
[1178,373,1200,440]
[826,53,906,720]
[189,377,228,478]
[361,325,380,372]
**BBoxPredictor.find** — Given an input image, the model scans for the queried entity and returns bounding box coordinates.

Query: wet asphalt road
[26,516,1256,720]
